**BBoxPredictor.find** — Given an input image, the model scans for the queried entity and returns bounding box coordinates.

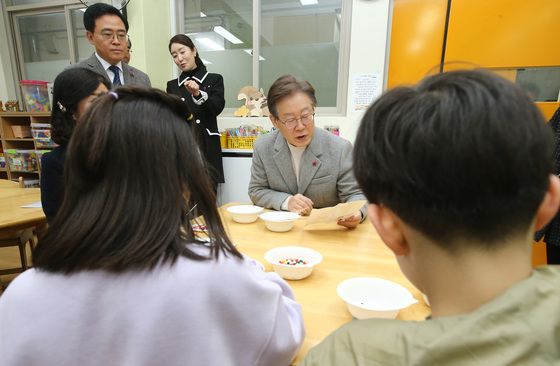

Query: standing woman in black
[167,34,225,191]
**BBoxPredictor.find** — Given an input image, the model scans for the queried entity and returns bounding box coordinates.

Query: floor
[0,244,33,296]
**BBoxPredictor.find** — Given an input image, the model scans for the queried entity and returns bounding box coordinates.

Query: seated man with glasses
[70,3,150,89]
[249,75,366,228]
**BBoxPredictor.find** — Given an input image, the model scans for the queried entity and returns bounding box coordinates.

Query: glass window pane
[184,0,252,108]
[516,67,560,102]
[17,12,70,81]
[70,7,94,61]
[260,0,343,107]
[492,67,560,102]
[7,0,53,5]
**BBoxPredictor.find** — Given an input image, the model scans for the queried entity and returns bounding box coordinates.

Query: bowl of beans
[264,246,322,280]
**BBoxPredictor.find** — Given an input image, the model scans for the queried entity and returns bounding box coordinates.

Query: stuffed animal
[235,86,270,117]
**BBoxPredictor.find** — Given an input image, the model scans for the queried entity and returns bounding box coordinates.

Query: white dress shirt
[95,53,124,85]
[281,144,307,210]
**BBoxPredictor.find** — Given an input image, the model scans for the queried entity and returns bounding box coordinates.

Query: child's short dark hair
[83,3,129,32]
[354,70,553,246]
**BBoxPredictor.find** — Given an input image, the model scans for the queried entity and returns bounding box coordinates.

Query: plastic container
[5,149,38,172]
[264,246,323,280]
[31,123,58,148]
[20,80,50,112]
[226,205,264,223]
[337,277,418,319]
[227,136,256,149]
[259,211,300,232]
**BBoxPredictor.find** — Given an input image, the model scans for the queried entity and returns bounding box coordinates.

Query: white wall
[127,0,174,90]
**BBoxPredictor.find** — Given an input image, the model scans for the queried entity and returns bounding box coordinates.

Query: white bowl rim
[337,277,417,311]
[227,205,264,214]
[264,246,323,268]
[259,211,300,222]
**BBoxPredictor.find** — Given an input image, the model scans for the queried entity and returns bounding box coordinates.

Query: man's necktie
[108,65,122,87]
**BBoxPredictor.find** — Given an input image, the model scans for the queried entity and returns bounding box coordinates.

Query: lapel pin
[312,160,317,167]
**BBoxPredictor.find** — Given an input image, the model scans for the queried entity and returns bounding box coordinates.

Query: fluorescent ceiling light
[243,49,265,61]
[195,37,225,51]
[213,26,243,44]
[300,0,318,5]
[79,8,86,12]
[200,12,207,17]
[201,58,212,65]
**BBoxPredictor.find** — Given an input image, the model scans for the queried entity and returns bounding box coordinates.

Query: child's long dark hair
[34,87,241,273]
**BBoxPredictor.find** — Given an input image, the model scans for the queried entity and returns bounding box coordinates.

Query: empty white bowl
[259,211,300,232]
[227,205,264,223]
[337,277,418,319]
[264,246,322,280]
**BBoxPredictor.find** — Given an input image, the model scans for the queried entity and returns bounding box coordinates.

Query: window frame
[174,0,352,116]
[2,0,106,105]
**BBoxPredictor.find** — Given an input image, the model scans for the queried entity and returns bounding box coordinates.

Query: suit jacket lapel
[86,54,111,84]
[88,55,105,76]
[122,62,132,85]
[273,133,298,194]
[298,128,323,194]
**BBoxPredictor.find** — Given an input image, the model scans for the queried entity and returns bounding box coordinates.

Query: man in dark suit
[71,3,150,89]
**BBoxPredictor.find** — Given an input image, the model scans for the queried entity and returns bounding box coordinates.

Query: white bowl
[337,277,418,319]
[227,205,264,223]
[259,211,300,232]
[264,246,322,280]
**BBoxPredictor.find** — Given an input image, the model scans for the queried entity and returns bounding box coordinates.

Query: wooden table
[0,180,46,232]
[219,206,431,364]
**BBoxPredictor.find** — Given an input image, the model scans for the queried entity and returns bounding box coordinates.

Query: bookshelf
[0,112,53,185]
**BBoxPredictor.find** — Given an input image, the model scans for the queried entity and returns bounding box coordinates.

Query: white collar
[95,52,123,71]
[177,71,209,87]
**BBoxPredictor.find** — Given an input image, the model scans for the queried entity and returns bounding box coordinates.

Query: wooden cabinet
[0,112,53,185]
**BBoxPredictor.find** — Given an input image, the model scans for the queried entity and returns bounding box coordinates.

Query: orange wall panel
[537,102,560,121]
[387,0,449,88]
[532,240,547,267]
[444,0,560,68]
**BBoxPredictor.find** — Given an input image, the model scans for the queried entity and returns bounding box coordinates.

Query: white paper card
[303,200,367,231]
[352,73,381,111]
[21,201,42,208]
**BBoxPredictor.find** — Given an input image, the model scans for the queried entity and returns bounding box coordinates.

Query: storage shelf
[222,148,254,153]
[9,170,39,174]
[0,112,50,117]
[1,112,51,181]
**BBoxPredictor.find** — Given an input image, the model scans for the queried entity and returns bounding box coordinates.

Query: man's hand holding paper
[304,200,367,230]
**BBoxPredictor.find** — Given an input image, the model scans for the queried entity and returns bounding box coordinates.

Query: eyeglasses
[98,31,128,42]
[278,113,315,129]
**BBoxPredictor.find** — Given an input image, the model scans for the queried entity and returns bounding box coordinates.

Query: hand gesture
[184,80,200,97]
[337,211,361,229]
[287,194,314,216]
